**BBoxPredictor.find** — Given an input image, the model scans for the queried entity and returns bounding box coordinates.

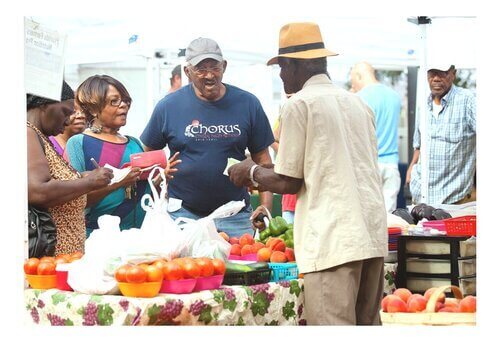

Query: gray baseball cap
[185,37,223,66]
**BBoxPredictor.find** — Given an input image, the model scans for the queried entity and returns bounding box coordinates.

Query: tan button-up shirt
[275,74,387,273]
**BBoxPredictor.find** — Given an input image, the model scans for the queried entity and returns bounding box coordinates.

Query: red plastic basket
[443,216,476,236]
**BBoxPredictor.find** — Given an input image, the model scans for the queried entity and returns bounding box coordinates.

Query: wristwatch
[249,164,259,187]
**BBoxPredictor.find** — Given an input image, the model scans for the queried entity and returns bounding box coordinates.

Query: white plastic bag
[121,167,185,263]
[178,200,244,260]
[66,215,123,295]
[67,167,186,295]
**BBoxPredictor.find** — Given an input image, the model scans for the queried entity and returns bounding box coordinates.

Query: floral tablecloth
[25,280,306,326]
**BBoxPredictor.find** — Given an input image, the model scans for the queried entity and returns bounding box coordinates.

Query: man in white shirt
[228,22,387,325]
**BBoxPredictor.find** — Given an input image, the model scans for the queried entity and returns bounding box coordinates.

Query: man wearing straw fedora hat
[229,22,387,325]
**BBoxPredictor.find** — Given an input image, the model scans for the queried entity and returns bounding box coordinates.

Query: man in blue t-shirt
[351,62,402,212]
[140,37,274,238]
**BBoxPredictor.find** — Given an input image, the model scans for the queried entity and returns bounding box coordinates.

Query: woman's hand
[86,167,114,190]
[117,167,142,188]
[164,151,181,181]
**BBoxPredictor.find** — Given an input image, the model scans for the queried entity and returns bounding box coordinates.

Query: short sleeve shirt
[275,74,387,273]
[140,84,274,216]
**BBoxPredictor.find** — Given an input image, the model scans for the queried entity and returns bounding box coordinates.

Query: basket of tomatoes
[138,257,226,294]
[24,252,84,290]
[114,263,163,298]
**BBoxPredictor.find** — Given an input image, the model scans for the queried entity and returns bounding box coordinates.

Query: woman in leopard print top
[27,81,113,255]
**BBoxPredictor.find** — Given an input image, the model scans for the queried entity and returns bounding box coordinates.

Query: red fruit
[459,296,476,313]
[407,294,428,312]
[394,288,413,303]
[434,302,445,312]
[284,248,295,262]
[24,258,40,275]
[37,261,56,275]
[55,254,71,264]
[194,258,215,277]
[240,244,254,256]
[252,242,265,253]
[181,259,201,279]
[270,251,287,263]
[125,265,147,283]
[162,261,183,280]
[439,306,460,313]
[115,264,131,282]
[211,259,226,275]
[239,233,254,247]
[381,294,399,312]
[387,296,408,313]
[257,247,272,262]
[424,287,445,303]
[230,244,242,256]
[229,237,239,245]
[145,265,164,282]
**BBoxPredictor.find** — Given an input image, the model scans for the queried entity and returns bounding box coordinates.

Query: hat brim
[187,53,224,66]
[267,48,339,66]
[427,64,454,72]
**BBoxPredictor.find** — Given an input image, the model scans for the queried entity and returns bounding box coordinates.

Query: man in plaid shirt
[406,63,476,205]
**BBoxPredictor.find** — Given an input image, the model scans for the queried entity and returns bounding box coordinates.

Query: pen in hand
[90,158,100,169]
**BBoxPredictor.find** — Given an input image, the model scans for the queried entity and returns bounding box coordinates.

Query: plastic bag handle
[147,166,167,202]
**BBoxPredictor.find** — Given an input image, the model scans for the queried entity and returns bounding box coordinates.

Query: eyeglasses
[108,98,132,107]
[189,64,224,77]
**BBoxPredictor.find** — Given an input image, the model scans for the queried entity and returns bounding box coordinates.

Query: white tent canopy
[29,16,477,146]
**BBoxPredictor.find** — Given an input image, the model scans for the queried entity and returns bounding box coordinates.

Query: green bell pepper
[269,216,288,236]
[285,238,294,248]
[259,228,271,240]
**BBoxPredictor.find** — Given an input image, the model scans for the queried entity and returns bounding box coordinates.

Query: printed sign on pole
[24,18,67,101]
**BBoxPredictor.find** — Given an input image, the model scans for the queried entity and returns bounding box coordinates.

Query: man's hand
[228,158,256,188]
[164,151,181,180]
[250,205,270,231]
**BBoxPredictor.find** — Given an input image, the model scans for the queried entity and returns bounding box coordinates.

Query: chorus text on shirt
[184,120,241,140]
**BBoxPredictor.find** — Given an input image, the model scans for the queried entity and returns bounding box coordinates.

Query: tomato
[194,258,214,277]
[55,254,71,264]
[145,265,163,282]
[24,258,40,275]
[40,256,55,264]
[211,258,226,275]
[37,261,56,275]
[152,259,168,269]
[115,264,131,283]
[138,263,150,271]
[182,260,201,279]
[125,265,147,283]
[162,261,184,281]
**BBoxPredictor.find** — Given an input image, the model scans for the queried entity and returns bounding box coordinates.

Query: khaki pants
[303,257,385,325]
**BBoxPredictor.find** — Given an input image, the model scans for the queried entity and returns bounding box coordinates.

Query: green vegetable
[225,262,254,273]
[284,239,294,248]
[246,262,269,270]
[284,228,293,240]
[259,228,271,240]
[269,216,288,236]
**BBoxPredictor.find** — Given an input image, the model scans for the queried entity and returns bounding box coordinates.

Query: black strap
[279,42,325,54]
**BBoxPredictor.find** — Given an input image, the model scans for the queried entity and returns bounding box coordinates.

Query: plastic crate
[268,263,299,282]
[222,269,271,286]
[443,216,476,236]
